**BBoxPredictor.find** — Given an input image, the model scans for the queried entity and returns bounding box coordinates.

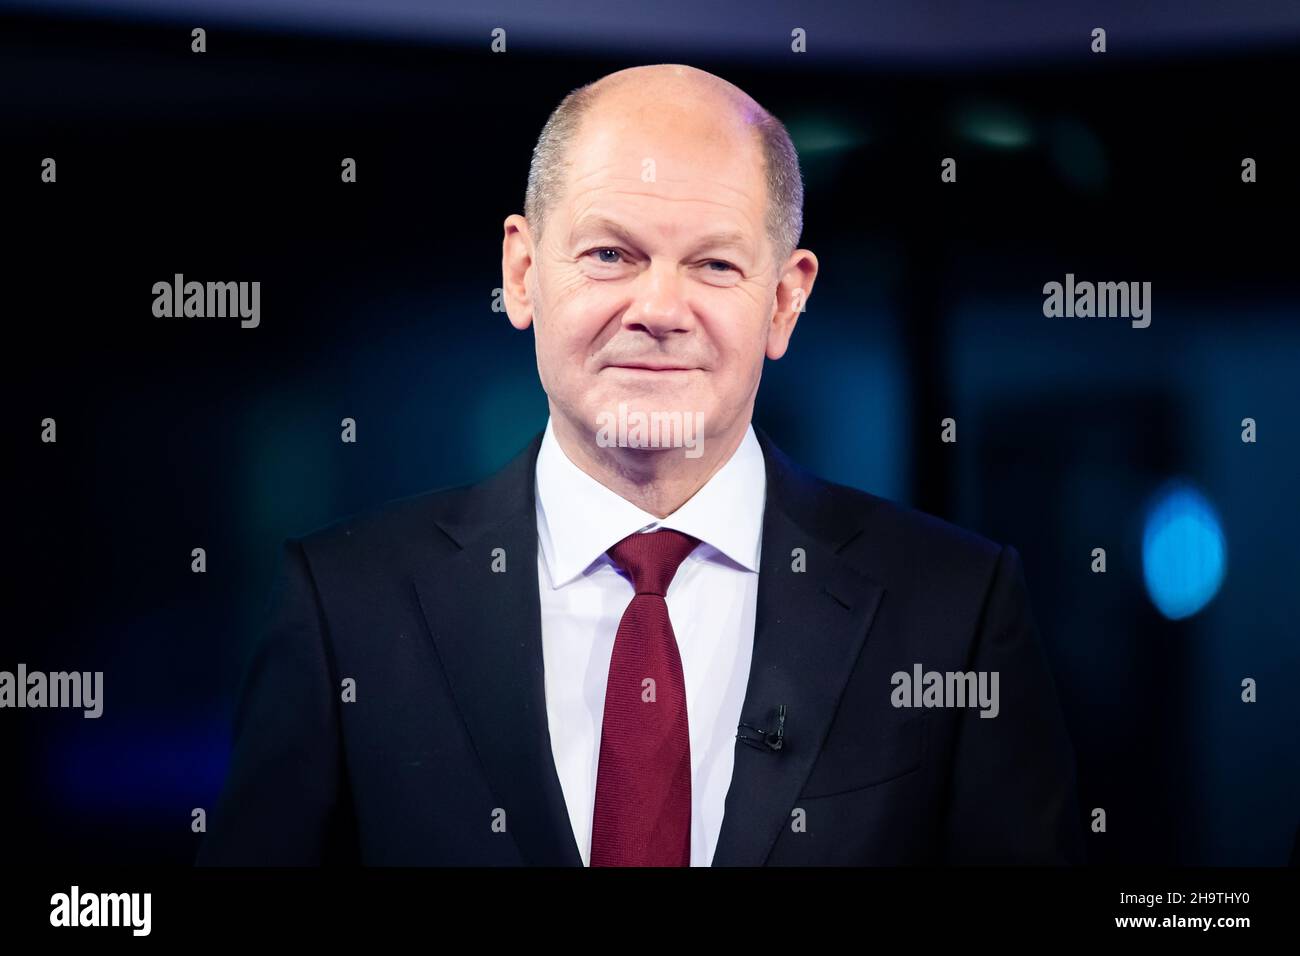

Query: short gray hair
[524,81,804,264]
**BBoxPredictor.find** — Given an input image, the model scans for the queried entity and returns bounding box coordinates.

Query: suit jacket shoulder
[755,429,1009,611]
[288,431,545,591]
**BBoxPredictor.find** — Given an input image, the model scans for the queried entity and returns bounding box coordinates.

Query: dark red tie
[590,528,701,867]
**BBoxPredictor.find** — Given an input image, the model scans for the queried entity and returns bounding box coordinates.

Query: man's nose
[623,261,694,337]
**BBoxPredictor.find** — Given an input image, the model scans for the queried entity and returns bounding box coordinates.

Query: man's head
[502,64,818,476]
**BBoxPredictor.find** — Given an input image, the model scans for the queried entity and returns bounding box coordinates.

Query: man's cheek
[550,266,600,306]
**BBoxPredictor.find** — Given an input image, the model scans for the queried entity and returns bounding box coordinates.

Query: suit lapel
[411,433,583,866]
[710,429,886,866]
[410,426,885,867]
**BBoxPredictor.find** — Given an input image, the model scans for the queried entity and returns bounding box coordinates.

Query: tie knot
[606,528,701,597]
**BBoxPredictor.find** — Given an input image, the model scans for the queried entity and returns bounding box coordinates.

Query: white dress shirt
[534,416,766,866]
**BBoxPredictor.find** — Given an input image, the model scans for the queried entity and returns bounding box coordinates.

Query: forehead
[559,104,768,236]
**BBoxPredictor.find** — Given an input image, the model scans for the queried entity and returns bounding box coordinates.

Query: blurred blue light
[786,115,870,155]
[1142,480,1226,620]
[45,717,230,818]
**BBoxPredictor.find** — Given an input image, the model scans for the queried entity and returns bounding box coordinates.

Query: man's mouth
[605,362,698,372]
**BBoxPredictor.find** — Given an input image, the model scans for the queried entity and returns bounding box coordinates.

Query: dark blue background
[3,2,1297,865]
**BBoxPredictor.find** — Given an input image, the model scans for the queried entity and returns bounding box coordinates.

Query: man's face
[514,97,801,459]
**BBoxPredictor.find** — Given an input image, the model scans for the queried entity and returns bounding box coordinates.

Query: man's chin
[575,396,714,460]
[583,388,710,418]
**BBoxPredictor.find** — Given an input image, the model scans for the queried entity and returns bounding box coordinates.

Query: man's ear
[766,249,818,360]
[501,214,535,331]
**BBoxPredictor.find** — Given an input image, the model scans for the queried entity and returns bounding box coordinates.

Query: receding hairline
[523,68,804,264]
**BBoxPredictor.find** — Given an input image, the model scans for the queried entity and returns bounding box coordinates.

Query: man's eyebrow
[568,218,753,257]
[568,217,641,248]
[685,230,752,256]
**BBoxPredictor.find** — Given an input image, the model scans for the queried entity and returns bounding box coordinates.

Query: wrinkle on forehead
[562,188,765,262]
[565,118,766,212]
[568,170,758,204]
[545,64,776,265]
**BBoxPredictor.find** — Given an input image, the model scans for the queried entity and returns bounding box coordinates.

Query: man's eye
[583,250,736,274]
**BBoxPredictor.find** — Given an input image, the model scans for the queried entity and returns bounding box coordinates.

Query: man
[197,64,1084,866]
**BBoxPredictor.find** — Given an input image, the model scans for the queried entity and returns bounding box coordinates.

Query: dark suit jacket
[196,426,1084,865]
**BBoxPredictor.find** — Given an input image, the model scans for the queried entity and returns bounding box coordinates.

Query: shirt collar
[535,417,766,588]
